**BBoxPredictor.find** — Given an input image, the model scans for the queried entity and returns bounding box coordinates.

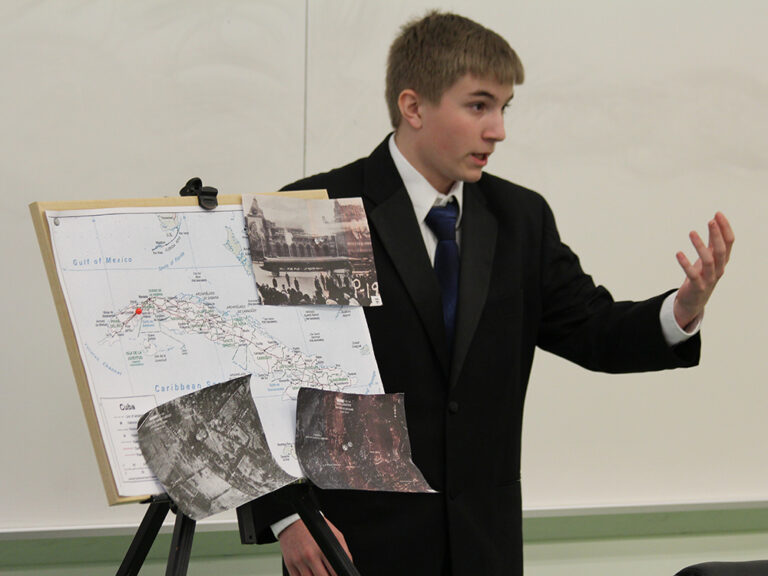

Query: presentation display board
[30,192,349,504]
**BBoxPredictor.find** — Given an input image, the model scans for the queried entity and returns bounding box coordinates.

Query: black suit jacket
[245,137,700,576]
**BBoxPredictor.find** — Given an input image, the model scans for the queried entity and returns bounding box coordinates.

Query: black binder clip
[179,177,218,210]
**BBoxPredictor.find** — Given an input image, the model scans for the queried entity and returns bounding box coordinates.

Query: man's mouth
[471,153,489,166]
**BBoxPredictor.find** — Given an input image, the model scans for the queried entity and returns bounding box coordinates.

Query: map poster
[137,375,298,521]
[243,195,381,307]
[44,203,383,498]
[295,388,435,493]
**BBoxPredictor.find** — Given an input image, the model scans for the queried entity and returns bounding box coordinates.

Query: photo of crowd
[257,270,379,306]
[242,195,381,307]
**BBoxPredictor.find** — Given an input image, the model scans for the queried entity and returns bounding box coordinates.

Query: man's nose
[484,111,506,142]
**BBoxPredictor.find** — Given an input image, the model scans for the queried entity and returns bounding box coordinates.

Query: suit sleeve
[536,199,700,373]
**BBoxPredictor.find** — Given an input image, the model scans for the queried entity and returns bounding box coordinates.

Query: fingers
[675,250,698,285]
[707,219,726,277]
[688,230,715,287]
[318,519,352,575]
[327,519,353,561]
[714,211,735,263]
[280,518,354,576]
[280,520,336,576]
[287,551,334,576]
[701,212,734,279]
[682,212,734,284]
[674,212,733,326]
[321,555,338,576]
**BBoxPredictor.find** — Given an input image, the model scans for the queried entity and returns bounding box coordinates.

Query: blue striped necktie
[425,200,460,349]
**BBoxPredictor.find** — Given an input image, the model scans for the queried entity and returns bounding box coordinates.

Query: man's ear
[398,89,423,130]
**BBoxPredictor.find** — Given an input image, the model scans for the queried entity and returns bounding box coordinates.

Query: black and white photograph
[243,195,381,307]
[136,375,298,520]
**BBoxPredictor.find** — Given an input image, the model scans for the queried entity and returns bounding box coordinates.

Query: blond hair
[386,11,525,128]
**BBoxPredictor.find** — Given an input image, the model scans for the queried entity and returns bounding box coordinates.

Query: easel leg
[116,500,171,576]
[165,511,196,576]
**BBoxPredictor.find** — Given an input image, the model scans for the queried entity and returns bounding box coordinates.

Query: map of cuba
[104,293,363,402]
[48,204,382,493]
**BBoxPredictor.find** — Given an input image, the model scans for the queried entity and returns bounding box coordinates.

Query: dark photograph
[295,387,434,493]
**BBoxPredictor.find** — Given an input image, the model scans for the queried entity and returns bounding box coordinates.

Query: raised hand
[673,212,734,329]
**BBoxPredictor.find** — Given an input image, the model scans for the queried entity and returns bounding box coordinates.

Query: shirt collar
[388,134,463,227]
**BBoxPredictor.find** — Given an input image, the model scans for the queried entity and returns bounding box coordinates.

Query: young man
[246,11,734,576]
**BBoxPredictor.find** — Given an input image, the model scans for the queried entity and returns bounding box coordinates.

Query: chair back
[676,561,768,575]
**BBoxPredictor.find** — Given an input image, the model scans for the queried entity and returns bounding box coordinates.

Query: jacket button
[448,401,459,414]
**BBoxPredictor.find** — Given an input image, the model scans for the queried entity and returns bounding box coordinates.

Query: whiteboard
[2,0,307,531]
[3,0,767,534]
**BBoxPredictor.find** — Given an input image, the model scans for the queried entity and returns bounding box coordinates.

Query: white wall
[305,0,768,512]
[2,0,766,535]
[1,0,306,531]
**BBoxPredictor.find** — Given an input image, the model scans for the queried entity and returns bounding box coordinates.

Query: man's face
[409,74,514,194]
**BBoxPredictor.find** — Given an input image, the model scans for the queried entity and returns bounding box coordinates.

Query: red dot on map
[135,308,142,315]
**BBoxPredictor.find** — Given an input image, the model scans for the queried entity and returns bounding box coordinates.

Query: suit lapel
[450,183,498,388]
[363,140,451,376]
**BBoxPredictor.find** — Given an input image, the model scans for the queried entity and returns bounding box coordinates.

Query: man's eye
[470,102,486,112]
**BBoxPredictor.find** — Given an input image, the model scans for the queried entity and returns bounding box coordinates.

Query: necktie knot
[425,201,458,242]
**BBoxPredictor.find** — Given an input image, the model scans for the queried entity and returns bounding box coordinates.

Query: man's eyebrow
[468,90,515,104]
[468,90,498,100]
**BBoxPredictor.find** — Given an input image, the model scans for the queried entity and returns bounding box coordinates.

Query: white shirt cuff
[660,290,703,346]
[271,513,301,539]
